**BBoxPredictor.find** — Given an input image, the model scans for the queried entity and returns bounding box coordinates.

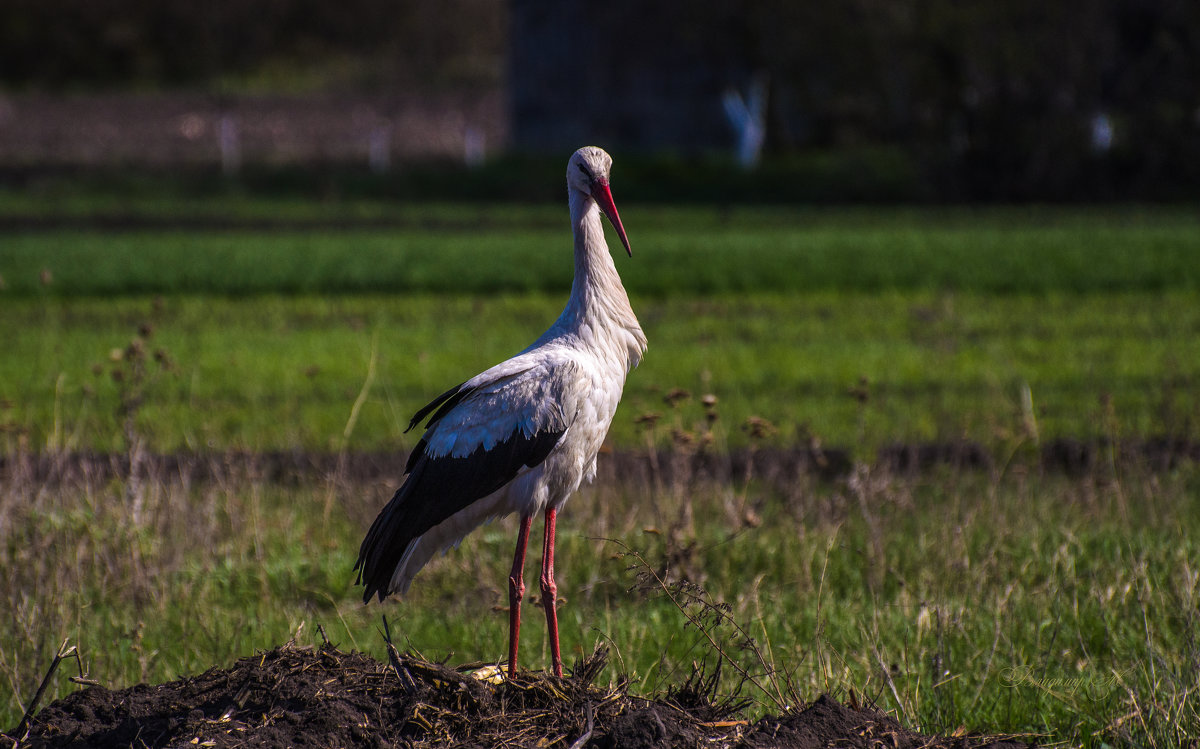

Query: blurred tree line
[1,0,1196,199]
[0,0,505,91]
[729,0,1200,198]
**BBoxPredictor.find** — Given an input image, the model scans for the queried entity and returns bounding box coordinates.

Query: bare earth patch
[8,643,1030,749]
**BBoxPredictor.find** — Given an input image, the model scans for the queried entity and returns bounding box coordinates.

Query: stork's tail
[354,484,418,603]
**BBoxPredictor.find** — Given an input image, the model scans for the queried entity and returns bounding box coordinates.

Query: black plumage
[355,411,564,603]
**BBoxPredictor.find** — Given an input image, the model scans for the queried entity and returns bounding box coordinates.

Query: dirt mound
[6,643,1029,749]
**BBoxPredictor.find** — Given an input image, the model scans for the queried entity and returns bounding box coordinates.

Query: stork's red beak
[591,182,632,257]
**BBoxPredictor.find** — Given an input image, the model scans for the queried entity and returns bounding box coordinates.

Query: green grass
[2,205,1196,454]
[3,291,1198,454]
[1,205,1198,296]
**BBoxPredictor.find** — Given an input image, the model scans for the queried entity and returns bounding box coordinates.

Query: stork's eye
[577,163,592,181]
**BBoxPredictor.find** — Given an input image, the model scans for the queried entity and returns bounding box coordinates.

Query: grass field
[2,204,1199,296]
[3,291,1200,455]
[2,201,1199,745]
[3,203,1199,454]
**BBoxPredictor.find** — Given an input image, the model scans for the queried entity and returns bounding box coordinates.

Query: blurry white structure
[463,124,486,168]
[1090,112,1114,153]
[722,73,768,169]
[369,124,392,173]
[218,114,240,175]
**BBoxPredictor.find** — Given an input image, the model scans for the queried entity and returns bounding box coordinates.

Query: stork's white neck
[568,188,622,302]
[547,187,646,369]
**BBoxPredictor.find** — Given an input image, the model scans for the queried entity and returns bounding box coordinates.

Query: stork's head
[568,146,632,257]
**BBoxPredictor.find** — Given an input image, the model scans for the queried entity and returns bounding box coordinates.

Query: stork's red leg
[507,514,533,677]
[540,507,563,677]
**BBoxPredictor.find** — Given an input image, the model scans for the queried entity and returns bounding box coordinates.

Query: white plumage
[355,146,646,677]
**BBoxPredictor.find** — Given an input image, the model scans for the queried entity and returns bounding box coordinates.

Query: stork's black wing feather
[405,381,475,433]
[356,358,579,602]
[354,424,563,602]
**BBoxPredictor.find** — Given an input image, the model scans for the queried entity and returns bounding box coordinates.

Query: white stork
[355,146,646,678]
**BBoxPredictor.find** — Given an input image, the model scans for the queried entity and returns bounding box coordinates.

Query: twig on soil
[14,638,89,741]
[379,615,417,692]
[572,644,610,686]
[566,700,594,749]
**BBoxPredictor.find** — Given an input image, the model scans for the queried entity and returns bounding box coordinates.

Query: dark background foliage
[2,0,1197,200]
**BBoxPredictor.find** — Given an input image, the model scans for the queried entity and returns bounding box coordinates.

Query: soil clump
[7,643,1031,749]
